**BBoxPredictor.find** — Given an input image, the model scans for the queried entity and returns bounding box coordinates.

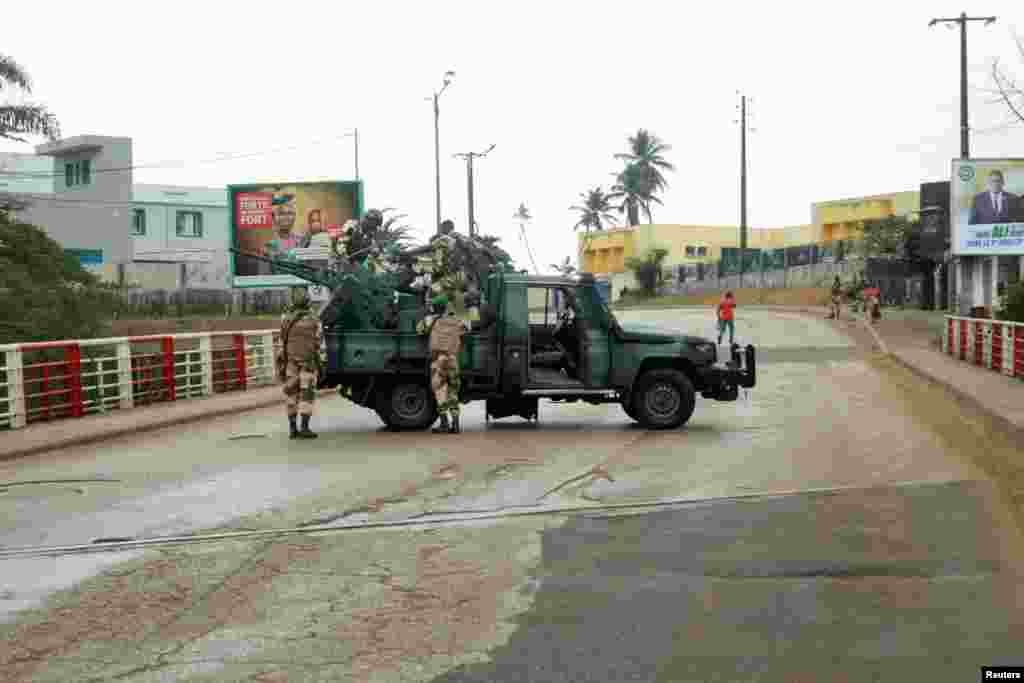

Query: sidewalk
[0,384,335,462]
[866,309,1024,439]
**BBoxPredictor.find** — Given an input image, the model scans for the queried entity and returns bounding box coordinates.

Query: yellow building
[578,189,919,276]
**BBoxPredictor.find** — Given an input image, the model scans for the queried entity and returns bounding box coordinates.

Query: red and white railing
[942,316,1024,380]
[0,331,280,430]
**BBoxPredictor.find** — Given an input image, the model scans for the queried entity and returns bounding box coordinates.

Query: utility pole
[430,71,455,231]
[454,144,495,238]
[735,92,753,288]
[929,12,996,158]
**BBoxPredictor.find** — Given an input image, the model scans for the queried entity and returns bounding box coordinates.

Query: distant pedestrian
[829,276,843,320]
[717,291,736,346]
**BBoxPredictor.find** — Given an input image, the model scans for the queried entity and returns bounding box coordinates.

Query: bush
[996,281,1024,323]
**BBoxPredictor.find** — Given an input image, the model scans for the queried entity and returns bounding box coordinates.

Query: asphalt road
[1,309,1021,682]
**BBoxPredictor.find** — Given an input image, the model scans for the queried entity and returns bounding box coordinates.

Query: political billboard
[229,180,363,288]
[951,159,1024,255]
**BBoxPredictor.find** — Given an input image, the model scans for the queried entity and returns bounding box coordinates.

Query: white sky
[4,0,1024,271]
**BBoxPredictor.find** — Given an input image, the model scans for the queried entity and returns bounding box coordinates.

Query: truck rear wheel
[376,381,437,431]
[631,369,696,430]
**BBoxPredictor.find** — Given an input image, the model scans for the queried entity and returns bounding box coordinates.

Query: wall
[0,152,54,194]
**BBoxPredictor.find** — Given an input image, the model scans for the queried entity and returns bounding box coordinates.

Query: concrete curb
[0,387,338,462]
[859,316,890,355]
[884,350,1024,445]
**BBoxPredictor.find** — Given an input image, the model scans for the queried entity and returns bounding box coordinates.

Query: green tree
[512,202,539,273]
[624,247,670,297]
[0,212,122,343]
[855,216,921,259]
[550,256,577,277]
[570,187,617,233]
[609,163,663,225]
[1,53,60,142]
[378,207,414,249]
[614,128,675,197]
[996,280,1024,322]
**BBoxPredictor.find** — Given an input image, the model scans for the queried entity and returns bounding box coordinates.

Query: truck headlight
[692,342,717,358]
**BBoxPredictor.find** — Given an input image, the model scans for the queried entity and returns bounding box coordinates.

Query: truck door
[500,279,528,392]
[579,284,612,387]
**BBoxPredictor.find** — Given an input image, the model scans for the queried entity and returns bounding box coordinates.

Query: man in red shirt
[717,291,736,346]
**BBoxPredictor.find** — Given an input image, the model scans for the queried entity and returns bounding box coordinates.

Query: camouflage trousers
[431,274,460,306]
[283,360,317,416]
[430,351,462,417]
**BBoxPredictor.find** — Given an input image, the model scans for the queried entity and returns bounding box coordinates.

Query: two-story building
[0,135,230,289]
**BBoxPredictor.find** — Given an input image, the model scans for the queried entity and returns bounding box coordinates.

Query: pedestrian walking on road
[278,287,322,439]
[830,276,843,320]
[717,291,736,346]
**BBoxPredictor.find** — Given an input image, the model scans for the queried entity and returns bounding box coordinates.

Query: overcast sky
[4,0,1024,271]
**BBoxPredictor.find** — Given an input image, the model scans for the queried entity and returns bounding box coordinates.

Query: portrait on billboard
[230,181,360,286]
[951,160,1024,255]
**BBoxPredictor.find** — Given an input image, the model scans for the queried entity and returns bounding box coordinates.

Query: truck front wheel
[376,381,438,431]
[630,369,696,430]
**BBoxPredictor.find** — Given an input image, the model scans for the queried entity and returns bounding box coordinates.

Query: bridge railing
[0,331,280,430]
[942,316,1024,380]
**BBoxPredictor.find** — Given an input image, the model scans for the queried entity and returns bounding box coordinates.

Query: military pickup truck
[318,268,756,430]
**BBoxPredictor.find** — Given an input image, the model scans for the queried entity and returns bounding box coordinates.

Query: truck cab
[320,269,755,430]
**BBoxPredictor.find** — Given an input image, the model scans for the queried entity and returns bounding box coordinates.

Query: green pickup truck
[320,269,756,430]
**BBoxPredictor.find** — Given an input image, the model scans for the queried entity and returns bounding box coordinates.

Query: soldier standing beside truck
[278,287,323,439]
[417,295,468,434]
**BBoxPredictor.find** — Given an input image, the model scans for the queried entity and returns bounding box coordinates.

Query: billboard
[951,160,1024,255]
[229,180,363,287]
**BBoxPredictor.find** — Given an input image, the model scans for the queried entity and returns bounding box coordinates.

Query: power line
[0,133,358,179]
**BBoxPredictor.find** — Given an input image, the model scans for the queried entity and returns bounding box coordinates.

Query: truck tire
[621,397,640,423]
[376,381,437,431]
[630,369,696,430]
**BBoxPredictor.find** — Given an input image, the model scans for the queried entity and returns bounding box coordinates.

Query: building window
[175,211,203,238]
[64,159,93,188]
[131,209,146,236]
[685,246,696,257]
[697,246,708,257]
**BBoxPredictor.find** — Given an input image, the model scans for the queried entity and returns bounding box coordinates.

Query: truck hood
[613,321,682,344]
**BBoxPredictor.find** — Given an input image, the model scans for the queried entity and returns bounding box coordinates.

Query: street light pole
[929,12,997,158]
[431,71,455,231]
[455,144,495,238]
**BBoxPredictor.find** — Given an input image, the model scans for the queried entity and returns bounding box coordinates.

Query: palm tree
[608,164,663,225]
[614,128,675,196]
[377,207,413,249]
[512,202,539,274]
[1,54,59,142]
[570,187,617,233]
[550,256,577,277]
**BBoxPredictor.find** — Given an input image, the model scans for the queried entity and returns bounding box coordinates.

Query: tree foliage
[549,256,577,277]
[996,280,1024,323]
[624,247,670,297]
[856,216,922,260]
[0,213,122,343]
[0,53,60,142]
[570,187,617,233]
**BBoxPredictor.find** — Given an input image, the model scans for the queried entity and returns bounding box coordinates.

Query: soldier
[278,286,323,439]
[429,219,462,307]
[417,295,468,434]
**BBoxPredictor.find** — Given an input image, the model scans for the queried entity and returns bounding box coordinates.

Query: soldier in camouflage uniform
[417,295,468,434]
[279,287,323,439]
[429,219,462,308]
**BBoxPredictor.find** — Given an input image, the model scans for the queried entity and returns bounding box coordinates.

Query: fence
[0,330,281,430]
[942,316,1024,381]
[119,288,291,317]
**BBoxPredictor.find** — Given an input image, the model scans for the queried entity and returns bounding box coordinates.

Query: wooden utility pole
[454,144,495,237]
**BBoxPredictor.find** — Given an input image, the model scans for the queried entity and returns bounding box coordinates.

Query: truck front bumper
[697,344,756,401]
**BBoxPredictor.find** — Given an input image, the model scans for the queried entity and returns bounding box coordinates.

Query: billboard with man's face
[951,159,1024,255]
[229,180,363,287]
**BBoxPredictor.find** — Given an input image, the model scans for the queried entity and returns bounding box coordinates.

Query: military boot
[298,415,318,439]
[288,415,299,439]
[432,414,450,434]
[449,413,461,434]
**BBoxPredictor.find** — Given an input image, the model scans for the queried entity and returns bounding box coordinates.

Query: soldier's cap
[272,194,296,206]
[430,295,449,306]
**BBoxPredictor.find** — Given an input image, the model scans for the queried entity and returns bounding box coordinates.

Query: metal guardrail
[942,316,1024,380]
[0,331,281,430]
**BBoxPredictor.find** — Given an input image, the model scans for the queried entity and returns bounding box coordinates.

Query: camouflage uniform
[429,234,461,305]
[280,288,323,439]
[417,296,467,434]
